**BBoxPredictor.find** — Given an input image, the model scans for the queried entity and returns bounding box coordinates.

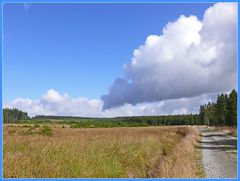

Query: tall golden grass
[3,125,202,178]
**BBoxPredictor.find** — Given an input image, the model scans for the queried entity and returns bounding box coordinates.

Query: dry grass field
[3,124,203,178]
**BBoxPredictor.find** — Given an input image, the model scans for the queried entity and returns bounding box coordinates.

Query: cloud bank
[5,89,218,117]
[101,3,238,110]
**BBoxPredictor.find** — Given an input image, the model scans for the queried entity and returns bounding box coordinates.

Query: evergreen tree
[228,89,237,126]
[216,94,228,125]
[199,105,205,125]
[199,90,237,127]
[3,108,30,123]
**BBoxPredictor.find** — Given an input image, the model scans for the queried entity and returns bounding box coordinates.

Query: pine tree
[199,105,205,125]
[216,94,228,125]
[3,108,30,123]
[228,89,237,126]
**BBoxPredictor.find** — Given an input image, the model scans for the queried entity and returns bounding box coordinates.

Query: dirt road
[198,127,237,178]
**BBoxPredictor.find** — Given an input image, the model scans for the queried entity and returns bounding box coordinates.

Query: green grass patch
[41,125,53,136]
[19,125,53,136]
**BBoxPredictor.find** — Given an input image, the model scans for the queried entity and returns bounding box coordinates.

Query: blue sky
[3,3,237,117]
[3,3,213,104]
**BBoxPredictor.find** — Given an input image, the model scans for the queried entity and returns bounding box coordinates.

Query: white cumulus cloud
[101,3,237,110]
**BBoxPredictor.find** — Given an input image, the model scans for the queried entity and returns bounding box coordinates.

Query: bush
[41,125,53,136]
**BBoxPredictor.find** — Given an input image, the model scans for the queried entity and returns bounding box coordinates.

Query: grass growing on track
[3,125,200,178]
[214,126,237,137]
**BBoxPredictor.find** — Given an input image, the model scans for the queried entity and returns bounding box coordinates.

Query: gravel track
[198,127,237,178]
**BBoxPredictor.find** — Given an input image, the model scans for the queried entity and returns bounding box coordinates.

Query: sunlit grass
[3,125,200,178]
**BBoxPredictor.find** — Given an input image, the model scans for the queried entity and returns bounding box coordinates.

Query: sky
[3,3,238,117]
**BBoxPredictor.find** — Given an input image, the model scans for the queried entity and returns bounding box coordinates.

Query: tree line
[68,114,200,128]
[199,89,237,126]
[3,108,30,123]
